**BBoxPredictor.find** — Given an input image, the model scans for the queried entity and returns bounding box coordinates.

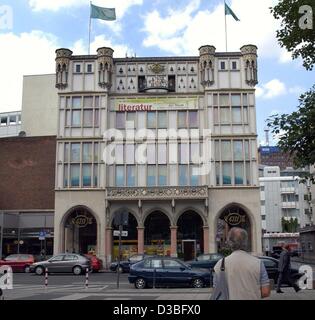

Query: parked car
[29,253,90,275]
[186,253,224,270]
[128,256,211,289]
[258,256,304,285]
[110,254,148,273]
[84,254,103,272]
[0,254,35,273]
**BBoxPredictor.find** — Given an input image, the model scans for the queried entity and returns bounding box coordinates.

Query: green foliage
[267,85,315,183]
[271,0,315,70]
[281,217,299,232]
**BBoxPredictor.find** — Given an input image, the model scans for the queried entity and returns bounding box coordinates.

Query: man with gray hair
[213,227,270,300]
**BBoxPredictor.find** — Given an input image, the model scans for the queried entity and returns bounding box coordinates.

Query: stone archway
[144,211,171,256]
[177,211,204,260]
[63,207,98,254]
[216,204,252,254]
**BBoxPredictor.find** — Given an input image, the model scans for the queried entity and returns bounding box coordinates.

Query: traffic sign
[39,231,46,240]
[113,230,128,237]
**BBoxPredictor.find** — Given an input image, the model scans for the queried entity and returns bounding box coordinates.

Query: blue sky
[0,0,314,144]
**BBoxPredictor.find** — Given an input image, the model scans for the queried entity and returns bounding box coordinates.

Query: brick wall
[0,136,56,210]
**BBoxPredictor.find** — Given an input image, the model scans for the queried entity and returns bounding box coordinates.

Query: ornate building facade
[53,45,262,265]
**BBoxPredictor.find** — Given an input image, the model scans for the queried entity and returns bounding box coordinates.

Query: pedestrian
[212,227,270,300]
[276,243,301,293]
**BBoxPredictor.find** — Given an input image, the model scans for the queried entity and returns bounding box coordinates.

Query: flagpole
[224,0,228,52]
[88,1,92,55]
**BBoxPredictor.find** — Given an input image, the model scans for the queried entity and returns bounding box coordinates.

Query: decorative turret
[240,45,258,86]
[199,45,216,88]
[97,47,114,90]
[55,48,72,89]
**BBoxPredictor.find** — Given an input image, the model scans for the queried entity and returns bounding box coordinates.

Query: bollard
[0,288,3,300]
[44,268,48,291]
[85,268,89,289]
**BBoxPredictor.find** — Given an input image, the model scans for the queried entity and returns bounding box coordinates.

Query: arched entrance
[216,205,252,254]
[111,212,138,260]
[144,211,170,256]
[177,211,204,260]
[63,207,97,254]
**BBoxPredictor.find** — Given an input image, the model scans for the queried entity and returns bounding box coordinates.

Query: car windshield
[129,255,143,263]
[5,255,19,261]
[197,254,211,261]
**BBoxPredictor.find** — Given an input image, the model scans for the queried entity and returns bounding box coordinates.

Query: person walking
[276,244,300,293]
[212,227,271,300]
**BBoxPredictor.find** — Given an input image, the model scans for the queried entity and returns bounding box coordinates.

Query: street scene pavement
[1,261,314,300]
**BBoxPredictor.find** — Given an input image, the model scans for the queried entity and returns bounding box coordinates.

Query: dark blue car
[128,256,211,289]
[110,254,148,273]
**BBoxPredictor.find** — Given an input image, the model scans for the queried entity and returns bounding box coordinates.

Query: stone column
[203,226,210,254]
[170,226,178,257]
[137,227,144,254]
[105,227,112,268]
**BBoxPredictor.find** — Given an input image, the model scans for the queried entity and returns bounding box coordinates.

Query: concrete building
[260,166,312,232]
[258,146,294,170]
[52,44,262,265]
[0,111,21,137]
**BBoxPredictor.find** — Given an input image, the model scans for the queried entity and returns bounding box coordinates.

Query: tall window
[116,166,124,186]
[127,165,135,186]
[147,165,156,186]
[179,165,188,186]
[147,112,156,128]
[116,112,125,129]
[158,111,167,128]
[158,165,167,186]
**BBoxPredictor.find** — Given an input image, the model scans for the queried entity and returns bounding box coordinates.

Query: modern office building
[0,111,21,137]
[258,146,294,170]
[52,44,262,265]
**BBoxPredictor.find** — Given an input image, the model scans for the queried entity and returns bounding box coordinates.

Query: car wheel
[73,266,82,275]
[192,278,204,288]
[117,266,123,273]
[24,265,30,273]
[35,266,44,275]
[135,278,146,289]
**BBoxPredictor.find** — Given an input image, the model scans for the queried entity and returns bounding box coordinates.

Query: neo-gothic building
[53,44,262,265]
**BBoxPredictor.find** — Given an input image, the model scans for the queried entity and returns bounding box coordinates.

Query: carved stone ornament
[106,186,208,200]
[148,63,165,74]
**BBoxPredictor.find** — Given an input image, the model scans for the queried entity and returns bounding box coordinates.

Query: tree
[267,85,315,182]
[271,0,315,70]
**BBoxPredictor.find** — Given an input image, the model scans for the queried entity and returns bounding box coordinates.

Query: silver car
[30,253,90,275]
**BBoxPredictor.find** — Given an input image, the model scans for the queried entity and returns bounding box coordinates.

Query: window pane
[127,112,136,128]
[147,165,156,186]
[158,165,167,186]
[147,144,156,164]
[83,143,92,162]
[66,110,71,126]
[83,110,93,126]
[116,166,124,186]
[94,109,99,127]
[147,111,156,128]
[188,111,198,127]
[222,162,232,185]
[158,112,167,128]
[71,143,80,162]
[94,164,98,186]
[233,141,243,160]
[158,144,166,164]
[72,110,81,126]
[95,96,100,108]
[83,96,93,108]
[127,165,135,186]
[115,144,124,164]
[126,144,135,164]
[70,164,80,187]
[243,107,248,123]
[243,94,248,106]
[82,164,92,187]
[190,143,199,164]
[64,164,68,187]
[179,165,188,186]
[215,141,220,160]
[190,165,199,186]
[213,94,218,105]
[215,162,220,185]
[244,140,250,160]
[234,162,244,185]
[221,141,231,160]
[178,111,186,128]
[219,94,229,106]
[94,143,99,162]
[213,107,218,123]
[231,94,241,106]
[232,107,241,123]
[179,143,189,164]
[116,112,125,129]
[246,162,251,185]
[72,97,81,108]
[64,143,69,162]
[220,107,230,122]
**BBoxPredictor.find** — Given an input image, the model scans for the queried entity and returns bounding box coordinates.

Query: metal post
[45,268,48,291]
[153,268,156,289]
[17,213,20,254]
[0,212,4,259]
[85,268,89,289]
[117,224,122,289]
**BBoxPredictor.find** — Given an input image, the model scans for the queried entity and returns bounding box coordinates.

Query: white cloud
[142,0,294,64]
[0,31,58,112]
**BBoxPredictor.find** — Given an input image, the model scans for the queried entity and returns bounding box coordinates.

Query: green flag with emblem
[90,3,116,21]
[225,3,240,21]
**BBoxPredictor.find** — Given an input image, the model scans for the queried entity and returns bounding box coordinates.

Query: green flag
[90,3,116,21]
[225,3,240,21]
